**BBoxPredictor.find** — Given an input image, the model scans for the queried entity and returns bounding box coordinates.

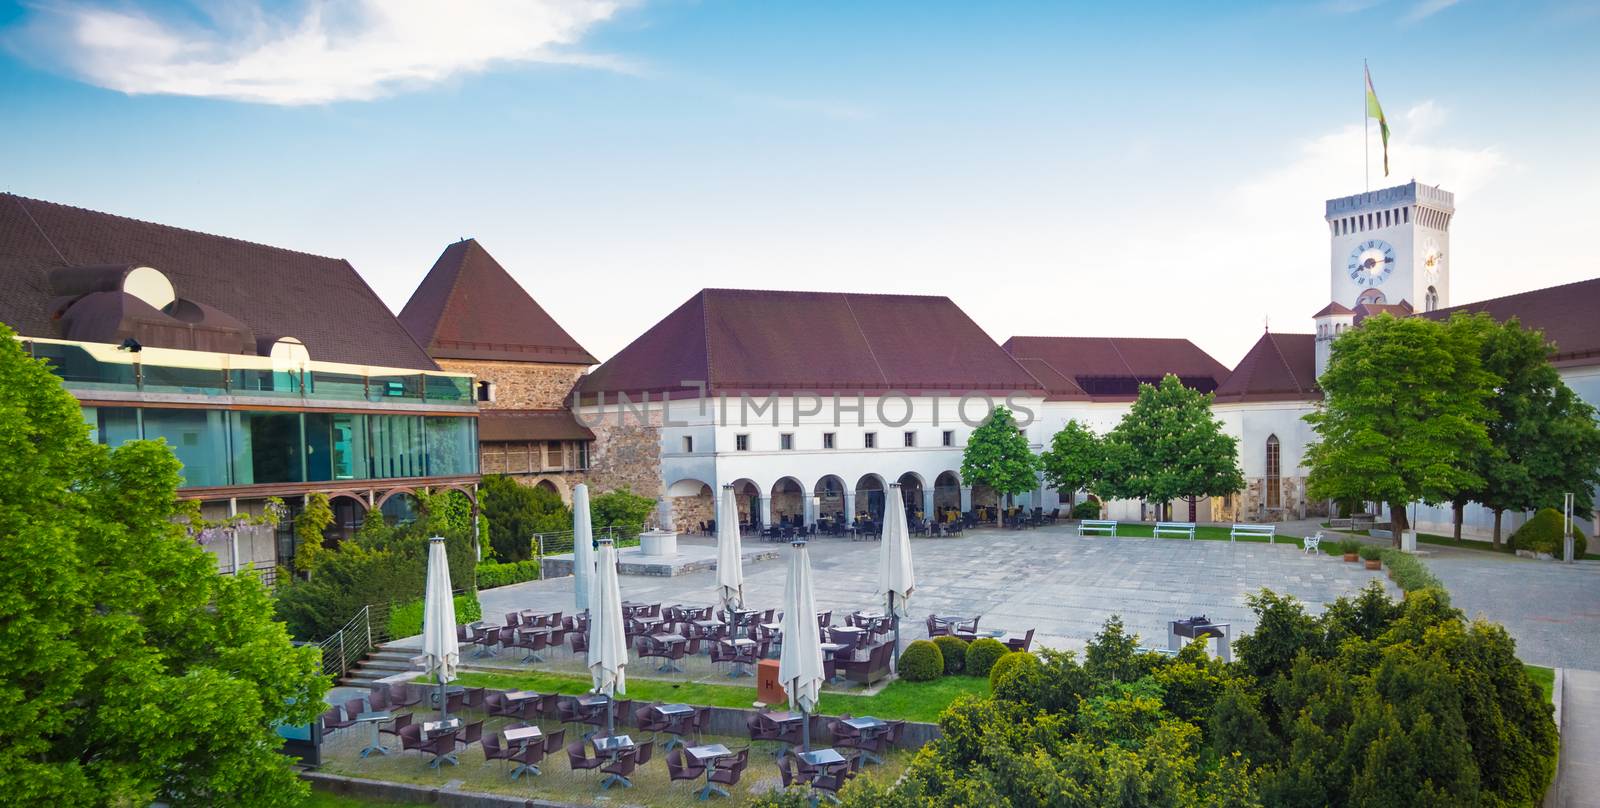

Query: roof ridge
[1104,337,1138,378]
[1266,332,1303,392]
[697,290,716,390]
[700,287,954,303]
[840,294,891,387]
[1,192,347,264]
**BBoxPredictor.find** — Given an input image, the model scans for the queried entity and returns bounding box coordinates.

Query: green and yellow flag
[1365,64,1389,176]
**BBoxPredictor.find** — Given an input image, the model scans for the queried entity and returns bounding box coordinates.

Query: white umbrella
[778,538,826,750]
[879,483,917,669]
[587,536,628,733]
[715,484,745,635]
[572,483,595,615]
[422,536,460,719]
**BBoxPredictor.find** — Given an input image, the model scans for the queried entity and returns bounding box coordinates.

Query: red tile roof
[0,193,436,369]
[1001,336,1232,401]
[399,239,595,365]
[478,409,595,442]
[1422,275,1600,367]
[577,289,1044,399]
[1312,301,1354,318]
[1213,332,1319,403]
[1352,300,1413,323]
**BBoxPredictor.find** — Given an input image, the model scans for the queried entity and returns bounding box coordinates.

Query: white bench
[1302,532,1323,554]
[1154,521,1196,539]
[1078,519,1118,537]
[1230,523,1277,543]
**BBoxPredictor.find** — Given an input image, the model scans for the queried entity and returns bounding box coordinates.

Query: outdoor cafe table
[842,716,889,765]
[686,743,733,799]
[419,717,463,767]
[353,710,392,758]
[593,734,636,789]
[820,643,849,681]
[652,635,689,672]
[503,724,544,779]
[797,747,847,771]
[655,703,695,750]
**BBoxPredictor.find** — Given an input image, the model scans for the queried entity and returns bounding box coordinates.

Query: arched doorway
[896,472,925,519]
[814,475,846,522]
[327,493,369,541]
[378,491,420,526]
[535,479,559,497]
[730,478,762,530]
[934,471,962,522]
[770,477,805,526]
[667,478,715,534]
[854,474,886,522]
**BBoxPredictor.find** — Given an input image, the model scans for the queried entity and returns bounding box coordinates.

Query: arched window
[476,380,495,402]
[1425,286,1439,312]
[1265,434,1281,510]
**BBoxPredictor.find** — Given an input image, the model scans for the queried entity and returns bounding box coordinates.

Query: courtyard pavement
[478,524,1395,655]
[1419,547,1600,670]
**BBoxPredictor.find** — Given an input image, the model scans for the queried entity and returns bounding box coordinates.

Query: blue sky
[3,0,1598,365]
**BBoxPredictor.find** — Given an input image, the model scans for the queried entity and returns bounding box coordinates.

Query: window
[822,432,836,449]
[781,433,794,450]
[1265,434,1281,510]
[942,430,954,447]
[864,432,877,449]
[1425,286,1439,312]
[903,431,916,447]
[476,380,495,402]
[736,434,750,451]
[1403,207,1409,223]
[682,435,693,453]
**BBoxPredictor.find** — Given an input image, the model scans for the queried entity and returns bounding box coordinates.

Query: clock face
[1348,239,1395,287]
[1422,238,1445,279]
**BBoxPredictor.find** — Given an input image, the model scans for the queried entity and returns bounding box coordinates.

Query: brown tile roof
[577,289,1045,399]
[399,239,595,365]
[1312,301,1354,318]
[1001,336,1232,401]
[0,193,437,369]
[1422,275,1600,367]
[1352,300,1413,323]
[1213,332,1319,403]
[478,409,595,442]
[1011,357,1090,401]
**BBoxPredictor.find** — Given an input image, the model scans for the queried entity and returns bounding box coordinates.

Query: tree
[0,325,327,806]
[1100,375,1244,520]
[959,406,1041,518]
[1305,314,1494,545]
[1040,418,1102,508]
[1465,315,1600,547]
[479,475,570,561]
[591,488,657,539]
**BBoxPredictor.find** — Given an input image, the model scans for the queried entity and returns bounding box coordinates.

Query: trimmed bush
[965,637,1008,677]
[1358,544,1382,561]
[1339,538,1363,556]
[386,592,482,639]
[898,640,944,682]
[1509,507,1589,558]
[1071,501,1101,520]
[988,650,1036,689]
[476,559,541,589]
[933,636,969,675]
[1379,550,1445,598]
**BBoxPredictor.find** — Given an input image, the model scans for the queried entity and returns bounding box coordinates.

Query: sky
[2,0,1598,368]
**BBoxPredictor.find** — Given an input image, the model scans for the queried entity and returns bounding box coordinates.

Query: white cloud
[9,0,636,105]
[1404,0,1463,22]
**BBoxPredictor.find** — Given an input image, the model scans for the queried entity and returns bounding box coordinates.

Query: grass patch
[450,668,989,724]
[1322,523,1600,561]
[303,792,412,808]
[1525,664,1556,705]
[1092,523,1306,546]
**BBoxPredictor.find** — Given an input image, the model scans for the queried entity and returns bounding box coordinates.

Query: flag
[1365,65,1389,177]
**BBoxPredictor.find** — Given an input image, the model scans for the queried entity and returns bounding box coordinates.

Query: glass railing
[28,341,137,390]
[424,374,473,403]
[367,373,425,404]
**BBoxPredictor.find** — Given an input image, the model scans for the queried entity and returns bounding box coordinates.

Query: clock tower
[1323,180,1453,312]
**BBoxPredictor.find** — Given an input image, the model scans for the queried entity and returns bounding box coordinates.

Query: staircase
[339,643,423,688]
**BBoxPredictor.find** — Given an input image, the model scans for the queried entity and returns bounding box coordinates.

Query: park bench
[1230,523,1277,543]
[1154,521,1196,539]
[1078,519,1118,537]
[1301,532,1323,554]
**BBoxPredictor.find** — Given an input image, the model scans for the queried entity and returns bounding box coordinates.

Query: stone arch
[667,477,716,534]
[933,471,962,512]
[770,476,805,526]
[439,483,477,507]
[535,479,560,496]
[730,478,762,525]
[326,492,370,541]
[376,490,420,525]
[895,471,926,518]
[814,474,847,521]
[854,473,886,522]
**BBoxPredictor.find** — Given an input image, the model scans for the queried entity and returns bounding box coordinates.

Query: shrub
[591,488,657,539]
[476,559,541,589]
[988,650,1035,689]
[386,592,482,639]
[479,474,569,562]
[1509,507,1589,558]
[1071,500,1102,520]
[1359,544,1382,561]
[898,640,944,681]
[933,636,969,675]
[965,638,1008,677]
[1339,538,1363,555]
[1379,550,1444,595]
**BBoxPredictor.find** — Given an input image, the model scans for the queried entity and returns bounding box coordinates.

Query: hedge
[1379,550,1445,597]
[387,592,483,639]
[898,640,944,682]
[1509,507,1589,558]
[1071,501,1101,520]
[965,637,1009,677]
[476,559,541,590]
[989,650,1037,689]
[933,636,969,675]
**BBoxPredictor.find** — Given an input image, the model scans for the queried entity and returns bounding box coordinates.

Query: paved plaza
[1422,547,1600,670]
[480,525,1395,655]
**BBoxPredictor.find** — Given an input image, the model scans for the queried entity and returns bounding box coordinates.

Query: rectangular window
[903,431,916,447]
[682,435,694,453]
[141,408,232,487]
[823,432,836,449]
[425,415,477,477]
[942,430,954,447]
[577,441,590,470]
[781,433,794,450]
[366,414,423,480]
[230,410,306,485]
[736,434,750,451]
[864,432,877,449]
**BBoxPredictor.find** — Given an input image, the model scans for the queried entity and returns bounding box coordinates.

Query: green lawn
[303,792,415,808]
[1526,664,1556,705]
[451,668,989,724]
[1087,523,1307,546]
[1321,523,1600,560]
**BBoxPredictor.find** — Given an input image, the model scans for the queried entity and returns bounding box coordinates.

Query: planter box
[1364,559,1381,570]
[1343,553,1359,562]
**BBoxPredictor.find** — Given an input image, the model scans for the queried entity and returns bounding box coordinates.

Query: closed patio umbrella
[587,535,628,733]
[572,483,595,616]
[715,484,744,636]
[778,538,825,750]
[422,536,460,720]
[879,483,917,670]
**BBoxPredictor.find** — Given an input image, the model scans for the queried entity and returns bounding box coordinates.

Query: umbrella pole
[607,700,615,735]
[801,707,810,752]
[890,592,900,674]
[438,667,448,720]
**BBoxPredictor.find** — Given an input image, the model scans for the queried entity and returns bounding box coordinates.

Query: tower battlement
[1325,180,1455,219]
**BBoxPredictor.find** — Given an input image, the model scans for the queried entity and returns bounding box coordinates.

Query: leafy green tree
[1305,314,1495,545]
[1041,418,1103,509]
[0,325,327,806]
[591,487,658,538]
[1100,375,1244,520]
[959,406,1040,517]
[479,474,570,561]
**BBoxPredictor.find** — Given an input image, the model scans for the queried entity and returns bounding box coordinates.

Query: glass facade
[83,405,476,488]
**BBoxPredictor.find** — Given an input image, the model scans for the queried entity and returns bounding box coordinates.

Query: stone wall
[434,358,586,410]
[583,408,663,499]
[1235,476,1313,522]
[672,485,714,533]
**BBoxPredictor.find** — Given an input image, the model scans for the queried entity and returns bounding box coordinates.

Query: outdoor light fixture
[118,337,141,352]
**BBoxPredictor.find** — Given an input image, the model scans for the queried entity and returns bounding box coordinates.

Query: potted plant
[1340,539,1362,562]
[1359,544,1382,570]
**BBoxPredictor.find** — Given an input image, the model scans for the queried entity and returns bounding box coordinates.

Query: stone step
[360,658,417,672]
